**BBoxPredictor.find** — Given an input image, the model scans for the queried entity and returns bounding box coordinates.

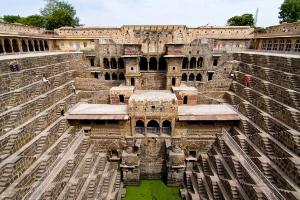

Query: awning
[177,104,240,121]
[178,115,240,121]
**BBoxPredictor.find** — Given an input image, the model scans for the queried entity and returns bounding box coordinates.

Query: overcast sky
[0,0,284,27]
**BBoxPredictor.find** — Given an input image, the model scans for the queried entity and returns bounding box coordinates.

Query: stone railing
[222,128,285,200]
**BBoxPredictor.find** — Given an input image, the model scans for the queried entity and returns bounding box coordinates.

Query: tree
[18,15,46,28]
[227,14,254,27]
[41,0,79,30]
[279,0,300,23]
[2,15,22,23]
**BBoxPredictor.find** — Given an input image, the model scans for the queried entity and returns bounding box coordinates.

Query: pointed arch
[118,58,124,69]
[182,57,188,69]
[149,57,157,70]
[197,57,203,68]
[105,72,110,80]
[112,72,118,80]
[28,40,34,51]
[189,73,195,81]
[21,40,28,52]
[190,57,196,69]
[103,58,109,69]
[119,72,125,80]
[158,57,167,71]
[181,73,187,81]
[139,56,148,71]
[196,73,202,81]
[12,39,19,52]
[4,39,12,53]
[111,57,117,69]
[39,40,44,51]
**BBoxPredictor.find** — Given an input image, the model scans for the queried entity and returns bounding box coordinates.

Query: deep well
[0,22,299,200]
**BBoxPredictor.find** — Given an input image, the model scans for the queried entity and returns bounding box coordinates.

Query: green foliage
[0,0,79,30]
[41,0,79,30]
[124,180,181,200]
[254,27,267,33]
[2,15,22,23]
[279,0,300,23]
[18,15,46,28]
[227,14,254,27]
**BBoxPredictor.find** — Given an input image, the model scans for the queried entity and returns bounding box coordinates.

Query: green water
[123,180,181,200]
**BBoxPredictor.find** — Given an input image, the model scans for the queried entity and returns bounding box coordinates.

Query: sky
[0,0,284,27]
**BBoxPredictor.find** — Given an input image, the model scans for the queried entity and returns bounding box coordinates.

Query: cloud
[0,0,284,27]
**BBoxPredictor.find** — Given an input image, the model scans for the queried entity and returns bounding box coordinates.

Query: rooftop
[129,90,177,102]
[67,103,129,120]
[0,51,82,61]
[178,104,239,121]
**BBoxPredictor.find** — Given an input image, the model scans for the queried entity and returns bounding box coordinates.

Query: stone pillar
[18,39,23,52]
[0,38,5,54]
[9,39,14,53]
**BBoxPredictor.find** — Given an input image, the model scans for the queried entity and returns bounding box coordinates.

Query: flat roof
[67,103,129,120]
[238,51,300,59]
[130,90,177,102]
[178,104,239,121]
[110,85,135,91]
[172,85,197,91]
[0,52,82,61]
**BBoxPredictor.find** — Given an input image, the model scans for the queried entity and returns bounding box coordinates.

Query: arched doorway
[196,73,202,81]
[189,73,195,81]
[105,72,110,80]
[190,57,196,69]
[103,58,109,69]
[197,57,203,68]
[12,39,19,52]
[149,57,157,70]
[4,39,12,53]
[182,57,188,69]
[39,40,44,51]
[162,120,171,134]
[111,58,117,69]
[0,42,3,54]
[147,120,160,134]
[21,40,28,52]
[135,120,145,133]
[34,40,39,51]
[44,41,49,50]
[139,57,148,71]
[112,72,118,80]
[158,57,167,71]
[182,73,187,81]
[118,58,124,69]
[28,40,34,51]
[119,72,125,80]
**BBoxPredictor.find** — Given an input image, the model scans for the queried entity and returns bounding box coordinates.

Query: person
[60,104,64,116]
[71,83,76,94]
[243,75,252,87]
[42,74,51,85]
[9,59,20,72]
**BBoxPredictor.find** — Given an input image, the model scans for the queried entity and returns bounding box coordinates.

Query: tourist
[9,59,20,72]
[60,105,64,116]
[243,75,252,87]
[72,83,76,94]
[42,74,51,85]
